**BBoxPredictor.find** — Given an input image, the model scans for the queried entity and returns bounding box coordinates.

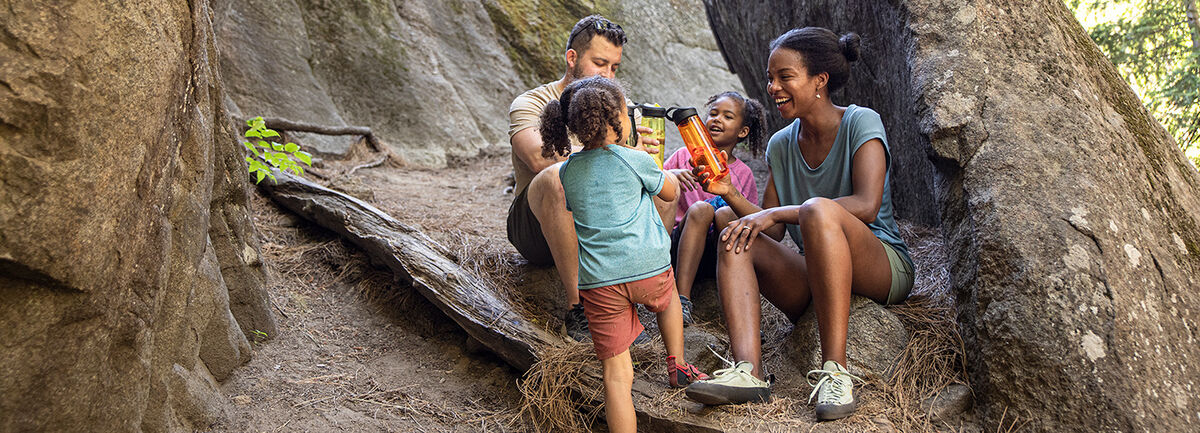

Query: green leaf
[262,129,280,138]
[255,169,266,184]
[272,143,284,151]
[245,129,262,138]
[294,151,312,166]
[257,140,270,149]
[284,142,299,153]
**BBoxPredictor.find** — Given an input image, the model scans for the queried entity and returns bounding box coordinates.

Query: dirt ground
[214,150,533,433]
[214,143,973,432]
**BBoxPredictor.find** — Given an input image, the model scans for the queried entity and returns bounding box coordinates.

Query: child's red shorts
[579,268,677,360]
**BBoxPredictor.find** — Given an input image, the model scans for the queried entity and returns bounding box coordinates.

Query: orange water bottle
[667,107,729,183]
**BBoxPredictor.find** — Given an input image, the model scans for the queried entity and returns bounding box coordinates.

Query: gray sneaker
[679,295,695,326]
[807,360,863,421]
[685,361,771,405]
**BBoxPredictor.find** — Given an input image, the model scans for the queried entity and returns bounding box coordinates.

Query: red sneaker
[667,355,710,388]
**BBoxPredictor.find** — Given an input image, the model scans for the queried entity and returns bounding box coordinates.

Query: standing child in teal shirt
[540,76,709,433]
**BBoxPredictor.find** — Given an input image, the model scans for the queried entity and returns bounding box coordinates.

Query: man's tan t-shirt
[508,81,578,196]
[508,80,640,196]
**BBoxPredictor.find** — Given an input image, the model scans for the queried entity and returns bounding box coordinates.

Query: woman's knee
[797,197,840,232]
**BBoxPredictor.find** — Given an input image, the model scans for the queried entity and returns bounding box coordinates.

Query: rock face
[0,0,271,431]
[215,0,741,167]
[706,0,1200,431]
[779,297,908,379]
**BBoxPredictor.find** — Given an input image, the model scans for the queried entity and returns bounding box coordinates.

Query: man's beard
[570,62,591,81]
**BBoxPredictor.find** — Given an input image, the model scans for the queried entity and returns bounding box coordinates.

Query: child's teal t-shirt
[560,144,671,290]
[765,105,912,267]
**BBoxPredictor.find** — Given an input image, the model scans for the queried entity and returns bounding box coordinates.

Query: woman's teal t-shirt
[559,144,672,290]
[765,105,911,266]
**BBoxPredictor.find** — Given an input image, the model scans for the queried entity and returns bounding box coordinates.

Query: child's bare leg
[675,201,715,299]
[656,288,685,360]
[601,350,636,433]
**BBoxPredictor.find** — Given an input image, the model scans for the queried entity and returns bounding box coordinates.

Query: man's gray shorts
[507,186,554,266]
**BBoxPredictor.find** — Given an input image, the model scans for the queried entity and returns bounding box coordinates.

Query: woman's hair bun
[838,32,861,63]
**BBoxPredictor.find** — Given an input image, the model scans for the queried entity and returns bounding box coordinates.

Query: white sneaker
[807,360,863,421]
[685,361,771,405]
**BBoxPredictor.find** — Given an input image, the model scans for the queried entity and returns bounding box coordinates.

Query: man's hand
[635,126,660,154]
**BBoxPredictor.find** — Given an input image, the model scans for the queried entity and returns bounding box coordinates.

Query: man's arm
[511,127,566,175]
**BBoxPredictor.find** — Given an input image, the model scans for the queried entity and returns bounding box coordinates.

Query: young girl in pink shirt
[663,91,767,324]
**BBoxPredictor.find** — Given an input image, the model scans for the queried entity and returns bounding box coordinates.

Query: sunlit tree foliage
[1068,0,1200,166]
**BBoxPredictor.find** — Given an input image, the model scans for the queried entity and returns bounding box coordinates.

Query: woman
[684,27,914,421]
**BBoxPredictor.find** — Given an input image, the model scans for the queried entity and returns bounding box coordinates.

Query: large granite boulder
[705,0,1200,431]
[0,0,271,431]
[214,0,742,167]
[779,296,908,379]
[215,0,527,166]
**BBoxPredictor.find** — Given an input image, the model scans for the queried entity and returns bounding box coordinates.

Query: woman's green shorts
[881,239,914,305]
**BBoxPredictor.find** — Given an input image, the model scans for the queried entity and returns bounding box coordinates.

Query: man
[507,15,676,341]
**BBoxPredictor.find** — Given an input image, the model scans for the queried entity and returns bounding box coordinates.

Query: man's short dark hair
[566,15,626,54]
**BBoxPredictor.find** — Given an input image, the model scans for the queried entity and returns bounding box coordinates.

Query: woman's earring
[816,94,821,99]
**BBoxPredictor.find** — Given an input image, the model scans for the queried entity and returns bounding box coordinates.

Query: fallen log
[257,171,728,432]
[258,171,554,370]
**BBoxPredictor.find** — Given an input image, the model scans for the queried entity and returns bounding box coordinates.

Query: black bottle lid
[640,104,667,118]
[666,107,698,125]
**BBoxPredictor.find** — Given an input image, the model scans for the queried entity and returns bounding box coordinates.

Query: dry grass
[511,343,605,433]
[870,222,969,432]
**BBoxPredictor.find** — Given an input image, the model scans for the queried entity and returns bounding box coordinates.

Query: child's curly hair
[706,91,767,156]
[540,76,627,157]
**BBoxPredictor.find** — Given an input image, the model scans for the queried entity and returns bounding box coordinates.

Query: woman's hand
[720,209,778,253]
[669,169,701,192]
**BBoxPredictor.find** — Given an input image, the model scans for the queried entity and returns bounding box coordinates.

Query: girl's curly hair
[706,91,767,156]
[540,76,627,157]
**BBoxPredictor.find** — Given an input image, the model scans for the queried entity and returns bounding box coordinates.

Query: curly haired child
[663,91,767,324]
[540,76,709,433]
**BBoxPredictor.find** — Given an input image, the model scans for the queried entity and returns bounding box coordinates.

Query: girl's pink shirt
[663,147,759,227]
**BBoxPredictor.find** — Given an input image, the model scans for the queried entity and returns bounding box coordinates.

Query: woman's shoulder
[845,105,884,129]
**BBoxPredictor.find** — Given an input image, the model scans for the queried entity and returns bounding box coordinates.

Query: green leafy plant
[250,329,269,342]
[243,116,313,183]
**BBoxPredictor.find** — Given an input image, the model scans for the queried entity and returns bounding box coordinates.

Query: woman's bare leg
[716,225,810,379]
[796,198,893,365]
